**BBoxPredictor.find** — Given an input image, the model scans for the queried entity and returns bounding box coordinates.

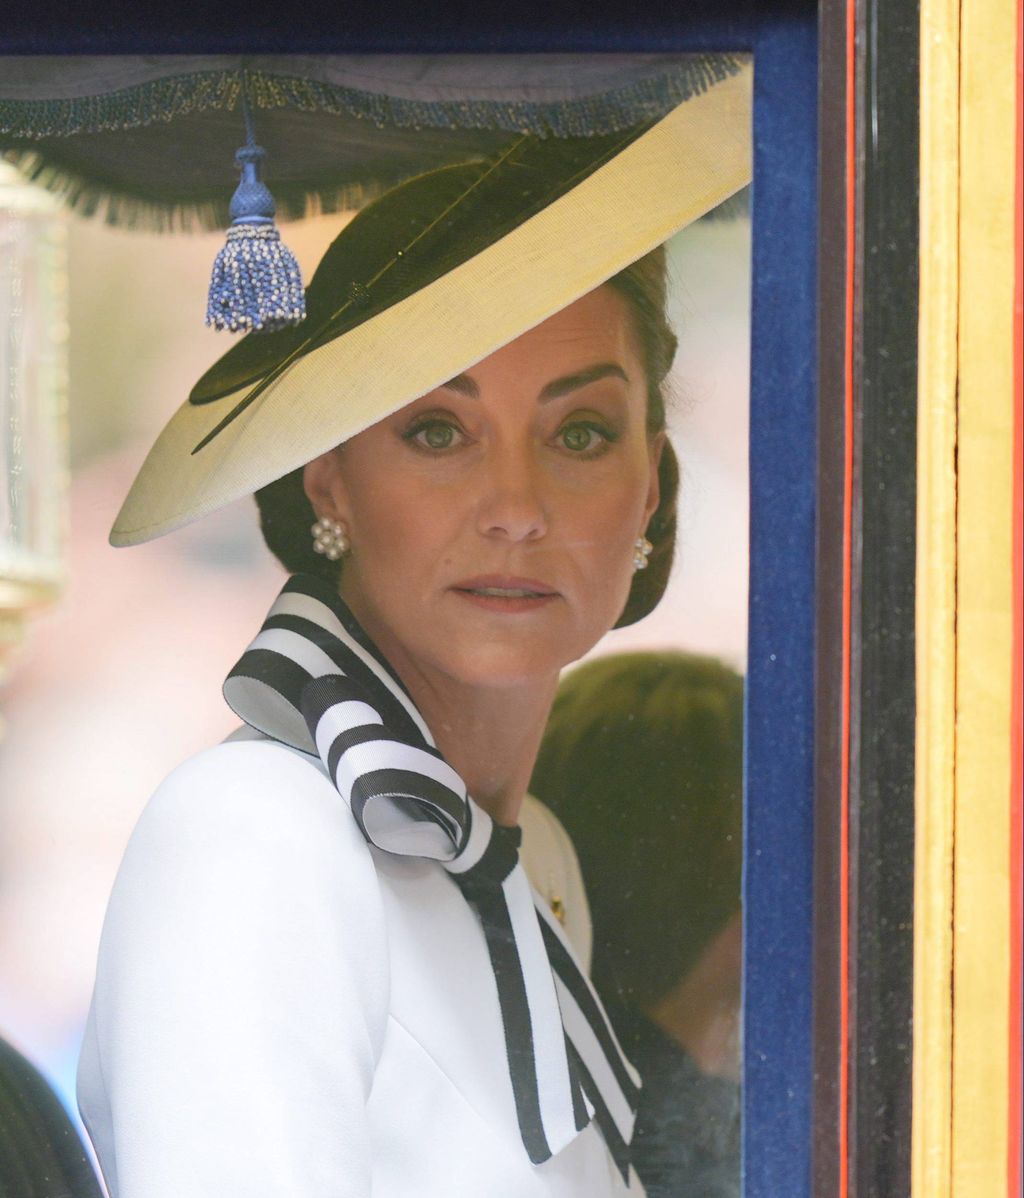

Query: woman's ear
[302,449,348,523]
[644,431,667,528]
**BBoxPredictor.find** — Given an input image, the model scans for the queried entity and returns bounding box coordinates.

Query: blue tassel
[206,142,306,333]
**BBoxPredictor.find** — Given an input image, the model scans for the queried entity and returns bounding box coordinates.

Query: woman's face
[304,285,663,692]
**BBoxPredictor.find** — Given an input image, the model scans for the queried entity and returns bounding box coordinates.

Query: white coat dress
[77,732,644,1198]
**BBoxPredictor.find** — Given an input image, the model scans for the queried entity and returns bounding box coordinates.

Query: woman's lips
[450,576,561,614]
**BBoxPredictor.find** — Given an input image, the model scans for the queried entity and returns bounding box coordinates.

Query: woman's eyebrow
[438,361,628,401]
[439,373,480,397]
[538,362,629,401]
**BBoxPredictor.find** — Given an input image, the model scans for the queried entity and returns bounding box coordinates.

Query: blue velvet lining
[743,12,819,1197]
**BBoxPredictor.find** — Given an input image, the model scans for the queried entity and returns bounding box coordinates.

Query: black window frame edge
[813,0,920,1194]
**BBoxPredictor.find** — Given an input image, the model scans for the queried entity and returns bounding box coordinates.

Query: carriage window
[0,54,751,1198]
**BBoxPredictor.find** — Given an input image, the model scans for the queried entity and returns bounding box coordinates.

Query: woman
[77,72,751,1198]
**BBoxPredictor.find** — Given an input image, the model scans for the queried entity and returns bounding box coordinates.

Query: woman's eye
[405,420,463,451]
[558,423,610,454]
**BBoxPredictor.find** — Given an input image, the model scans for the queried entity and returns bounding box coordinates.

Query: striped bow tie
[223,573,640,1178]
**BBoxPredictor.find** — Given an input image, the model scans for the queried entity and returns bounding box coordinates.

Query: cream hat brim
[111,62,751,547]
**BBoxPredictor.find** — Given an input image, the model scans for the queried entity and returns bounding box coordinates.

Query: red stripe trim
[840,0,857,1192]
[1008,0,1023,1191]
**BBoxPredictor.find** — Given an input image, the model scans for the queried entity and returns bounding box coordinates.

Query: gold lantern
[0,161,68,682]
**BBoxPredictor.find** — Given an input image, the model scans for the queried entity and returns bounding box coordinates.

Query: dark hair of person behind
[529,651,743,1013]
[0,1036,104,1198]
[254,246,679,629]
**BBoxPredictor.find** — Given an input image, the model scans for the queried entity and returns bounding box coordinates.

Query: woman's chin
[432,629,595,690]
[438,646,566,690]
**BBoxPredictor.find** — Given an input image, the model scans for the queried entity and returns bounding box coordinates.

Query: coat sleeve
[79,740,390,1198]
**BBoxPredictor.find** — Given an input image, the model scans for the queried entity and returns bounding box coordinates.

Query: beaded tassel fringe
[207,222,305,332]
[206,135,306,334]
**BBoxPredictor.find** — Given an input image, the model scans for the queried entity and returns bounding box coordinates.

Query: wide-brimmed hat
[110,62,751,547]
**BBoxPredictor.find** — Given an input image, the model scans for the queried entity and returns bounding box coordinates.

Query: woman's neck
[340,590,559,827]
[405,675,559,826]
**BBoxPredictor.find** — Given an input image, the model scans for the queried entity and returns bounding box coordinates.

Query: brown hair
[255,246,679,628]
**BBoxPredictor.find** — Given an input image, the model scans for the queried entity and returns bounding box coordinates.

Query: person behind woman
[531,652,744,1198]
[76,73,751,1198]
[0,1035,103,1198]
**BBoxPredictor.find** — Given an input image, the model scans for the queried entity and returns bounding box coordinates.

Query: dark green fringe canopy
[0,55,747,231]
[0,58,741,140]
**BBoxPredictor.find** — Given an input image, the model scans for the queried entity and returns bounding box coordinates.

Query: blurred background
[0,176,750,1130]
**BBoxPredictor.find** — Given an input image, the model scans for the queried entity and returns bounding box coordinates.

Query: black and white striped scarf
[223,573,640,1178]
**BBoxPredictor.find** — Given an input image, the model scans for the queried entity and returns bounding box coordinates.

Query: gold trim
[0,577,62,611]
[950,0,1017,1188]
[915,0,1018,1188]
[913,0,960,1192]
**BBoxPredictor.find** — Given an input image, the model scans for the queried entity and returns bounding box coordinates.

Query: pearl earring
[311,517,350,561]
[633,536,653,571]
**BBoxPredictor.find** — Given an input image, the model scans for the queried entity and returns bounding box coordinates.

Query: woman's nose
[475,445,549,542]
